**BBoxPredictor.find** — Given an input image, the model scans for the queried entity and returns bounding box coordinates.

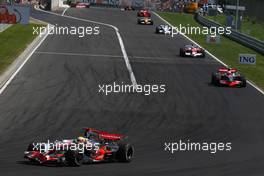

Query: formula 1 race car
[211,67,247,87]
[124,6,135,11]
[24,128,134,166]
[179,44,205,58]
[70,1,90,8]
[137,17,153,25]
[137,9,151,17]
[156,24,172,34]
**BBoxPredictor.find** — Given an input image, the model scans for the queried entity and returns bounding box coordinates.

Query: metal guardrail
[195,14,264,55]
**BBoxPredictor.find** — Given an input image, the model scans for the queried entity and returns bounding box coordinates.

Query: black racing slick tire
[27,142,40,151]
[179,49,185,57]
[241,77,247,88]
[27,143,34,151]
[201,51,205,58]
[211,73,219,86]
[117,143,134,162]
[65,150,84,167]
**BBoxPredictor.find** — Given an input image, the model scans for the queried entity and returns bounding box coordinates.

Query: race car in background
[124,6,135,11]
[24,128,134,166]
[211,67,247,87]
[156,24,172,34]
[137,9,151,17]
[70,0,90,8]
[121,6,135,11]
[137,17,153,25]
[179,44,205,58]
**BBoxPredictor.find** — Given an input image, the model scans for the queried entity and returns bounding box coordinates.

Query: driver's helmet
[227,68,232,75]
[77,136,87,143]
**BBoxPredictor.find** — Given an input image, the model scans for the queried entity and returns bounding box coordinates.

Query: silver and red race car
[211,67,247,87]
[24,128,134,166]
[156,24,172,34]
[179,44,205,58]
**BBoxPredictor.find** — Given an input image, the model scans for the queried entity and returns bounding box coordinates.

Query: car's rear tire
[65,150,84,167]
[117,143,134,162]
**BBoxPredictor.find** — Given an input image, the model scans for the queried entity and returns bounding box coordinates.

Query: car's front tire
[201,50,205,58]
[27,143,34,151]
[211,73,219,86]
[240,77,247,87]
[117,143,134,162]
[179,49,185,57]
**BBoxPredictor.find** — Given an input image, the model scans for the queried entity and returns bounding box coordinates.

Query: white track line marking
[62,7,69,16]
[153,12,264,95]
[30,17,49,25]
[0,28,50,95]
[35,5,137,87]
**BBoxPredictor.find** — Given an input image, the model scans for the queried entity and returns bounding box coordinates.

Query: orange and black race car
[24,128,134,166]
[137,17,153,25]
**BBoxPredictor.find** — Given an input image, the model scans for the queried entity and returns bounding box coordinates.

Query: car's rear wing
[218,67,237,73]
[83,127,126,141]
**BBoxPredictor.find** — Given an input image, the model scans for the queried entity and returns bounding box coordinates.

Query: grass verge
[157,12,264,90]
[0,23,44,74]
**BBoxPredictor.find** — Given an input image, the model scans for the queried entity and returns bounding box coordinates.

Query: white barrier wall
[51,0,69,10]
[51,0,58,10]
[59,0,69,8]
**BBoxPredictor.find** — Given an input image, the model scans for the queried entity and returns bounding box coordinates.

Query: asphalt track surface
[0,7,264,176]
